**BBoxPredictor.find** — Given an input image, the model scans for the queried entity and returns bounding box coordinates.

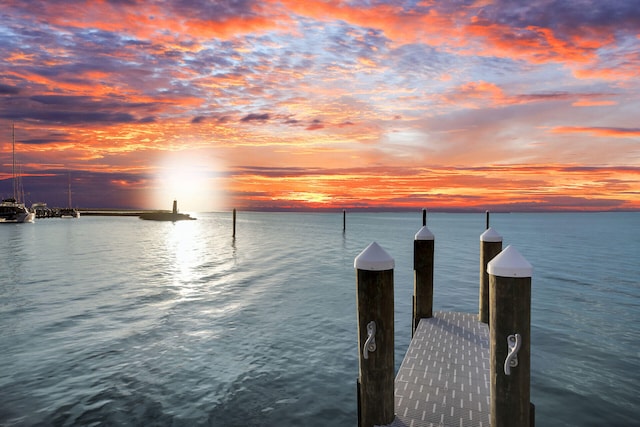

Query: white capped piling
[413,225,435,334]
[488,245,533,427]
[479,227,503,325]
[354,242,395,427]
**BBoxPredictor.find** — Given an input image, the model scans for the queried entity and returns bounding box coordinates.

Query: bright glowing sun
[151,152,225,213]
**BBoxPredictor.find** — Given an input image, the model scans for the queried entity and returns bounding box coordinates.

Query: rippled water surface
[0,212,638,426]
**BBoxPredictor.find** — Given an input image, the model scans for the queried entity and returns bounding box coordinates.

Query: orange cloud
[572,100,617,107]
[225,164,640,212]
[441,81,506,108]
[552,126,640,137]
[36,1,291,43]
[2,1,638,212]
[281,0,637,86]
[283,0,457,46]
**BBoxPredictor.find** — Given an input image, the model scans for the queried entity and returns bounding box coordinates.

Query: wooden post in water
[488,245,533,427]
[232,209,236,238]
[413,225,434,335]
[422,208,426,226]
[343,209,346,232]
[486,210,490,229]
[479,226,502,325]
[354,242,395,427]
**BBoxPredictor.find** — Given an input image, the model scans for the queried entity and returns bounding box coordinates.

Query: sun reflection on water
[163,220,204,302]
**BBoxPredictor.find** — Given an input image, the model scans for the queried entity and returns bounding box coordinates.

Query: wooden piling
[343,209,346,232]
[422,208,426,226]
[413,225,435,334]
[485,210,490,229]
[354,242,395,427]
[232,209,236,237]
[488,245,533,427]
[479,227,502,325]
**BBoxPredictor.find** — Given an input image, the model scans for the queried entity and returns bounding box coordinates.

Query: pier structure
[355,212,534,427]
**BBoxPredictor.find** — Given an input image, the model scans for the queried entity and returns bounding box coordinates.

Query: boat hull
[0,199,35,223]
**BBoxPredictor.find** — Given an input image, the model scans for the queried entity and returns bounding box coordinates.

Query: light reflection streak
[164,221,204,302]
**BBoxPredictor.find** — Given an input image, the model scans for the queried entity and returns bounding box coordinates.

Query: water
[0,212,638,426]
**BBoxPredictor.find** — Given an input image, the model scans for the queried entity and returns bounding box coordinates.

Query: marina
[0,211,638,426]
[1,2,637,425]
[0,124,34,224]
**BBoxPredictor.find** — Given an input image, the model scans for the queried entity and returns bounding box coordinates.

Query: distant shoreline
[78,209,146,217]
[74,208,640,216]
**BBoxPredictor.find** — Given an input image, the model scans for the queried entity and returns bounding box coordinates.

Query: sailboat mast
[12,122,16,200]
[68,172,72,208]
[19,164,25,204]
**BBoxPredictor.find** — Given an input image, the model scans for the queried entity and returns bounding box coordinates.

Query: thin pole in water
[232,209,236,238]
[343,209,346,232]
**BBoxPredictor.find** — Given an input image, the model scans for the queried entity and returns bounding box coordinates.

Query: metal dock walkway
[384,311,490,427]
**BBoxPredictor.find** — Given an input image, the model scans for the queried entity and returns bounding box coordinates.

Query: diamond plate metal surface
[380,312,490,427]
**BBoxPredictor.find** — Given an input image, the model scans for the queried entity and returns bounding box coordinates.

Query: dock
[354,211,534,427]
[387,312,490,427]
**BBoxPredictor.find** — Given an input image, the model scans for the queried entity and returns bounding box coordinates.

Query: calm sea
[0,212,638,426]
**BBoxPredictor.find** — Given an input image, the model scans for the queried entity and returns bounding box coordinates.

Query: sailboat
[0,123,35,223]
[59,172,80,218]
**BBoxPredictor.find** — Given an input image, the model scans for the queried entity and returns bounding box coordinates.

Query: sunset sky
[1,0,639,212]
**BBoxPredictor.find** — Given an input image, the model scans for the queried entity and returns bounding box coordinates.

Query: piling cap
[480,227,503,242]
[487,245,532,278]
[354,241,395,271]
[414,226,435,241]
